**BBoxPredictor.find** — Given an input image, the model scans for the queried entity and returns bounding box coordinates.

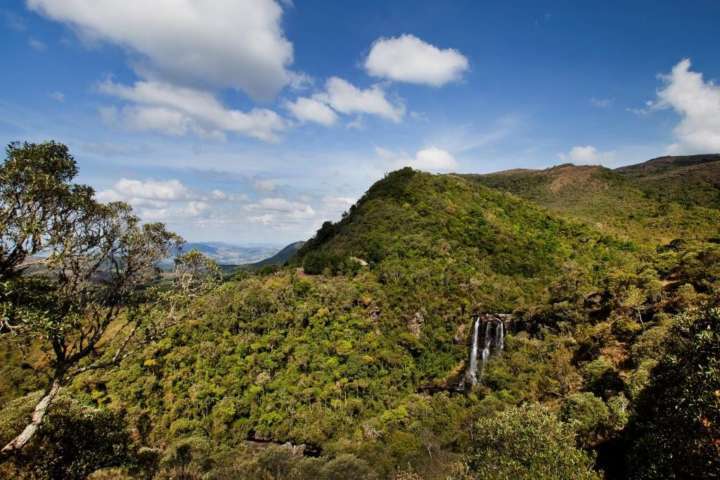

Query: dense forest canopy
[1,143,719,479]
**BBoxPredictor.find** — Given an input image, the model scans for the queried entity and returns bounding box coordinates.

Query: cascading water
[462,314,509,390]
[479,321,493,378]
[495,321,504,352]
[464,316,481,386]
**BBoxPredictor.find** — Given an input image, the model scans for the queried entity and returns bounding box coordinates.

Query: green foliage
[1,152,720,480]
[560,392,610,446]
[624,307,720,479]
[0,141,93,280]
[320,454,378,480]
[156,437,212,480]
[173,249,223,295]
[581,357,623,399]
[0,142,184,462]
[466,404,601,480]
[0,395,136,480]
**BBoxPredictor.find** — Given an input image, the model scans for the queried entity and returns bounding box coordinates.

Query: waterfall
[464,316,481,386]
[495,321,504,352]
[463,315,510,390]
[479,321,493,378]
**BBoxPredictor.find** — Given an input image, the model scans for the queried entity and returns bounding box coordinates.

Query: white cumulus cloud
[96,178,195,208]
[652,59,720,154]
[558,145,615,165]
[285,97,338,126]
[314,77,404,122]
[365,34,469,86]
[412,147,458,171]
[96,178,246,223]
[285,77,404,126]
[376,146,458,172]
[27,0,294,100]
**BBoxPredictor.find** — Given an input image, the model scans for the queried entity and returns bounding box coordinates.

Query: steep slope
[245,241,305,269]
[291,168,639,389]
[467,156,720,243]
[297,167,633,310]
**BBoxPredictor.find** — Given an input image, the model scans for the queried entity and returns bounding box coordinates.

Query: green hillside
[297,167,634,307]
[2,155,719,480]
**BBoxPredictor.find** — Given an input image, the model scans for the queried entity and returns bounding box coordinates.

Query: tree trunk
[1,378,62,456]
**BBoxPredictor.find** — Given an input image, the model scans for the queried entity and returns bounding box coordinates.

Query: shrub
[560,392,610,446]
[320,454,378,480]
[466,404,601,480]
[624,307,720,479]
[1,397,135,480]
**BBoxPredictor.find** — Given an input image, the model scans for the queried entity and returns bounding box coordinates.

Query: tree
[173,249,222,298]
[624,307,720,479]
[621,285,646,326]
[0,142,96,333]
[1,397,136,480]
[0,142,182,458]
[466,404,601,480]
[320,454,378,480]
[0,142,98,278]
[560,392,610,447]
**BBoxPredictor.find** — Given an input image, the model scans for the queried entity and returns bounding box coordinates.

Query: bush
[466,404,601,480]
[560,392,610,446]
[320,454,378,480]
[581,357,623,398]
[1,397,136,480]
[624,307,720,479]
[157,436,212,480]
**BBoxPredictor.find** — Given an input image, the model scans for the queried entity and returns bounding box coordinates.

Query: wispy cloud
[28,38,46,51]
[427,114,522,155]
[1,9,26,31]
[590,97,613,109]
[98,79,286,142]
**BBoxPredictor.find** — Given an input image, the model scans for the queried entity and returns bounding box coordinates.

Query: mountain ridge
[466,154,720,243]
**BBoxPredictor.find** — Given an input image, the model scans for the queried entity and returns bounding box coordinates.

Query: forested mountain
[1,146,718,480]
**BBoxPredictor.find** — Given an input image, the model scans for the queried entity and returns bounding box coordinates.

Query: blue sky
[1,0,719,244]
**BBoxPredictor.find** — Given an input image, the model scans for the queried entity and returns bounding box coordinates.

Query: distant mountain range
[176,242,284,266]
[244,241,305,269]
